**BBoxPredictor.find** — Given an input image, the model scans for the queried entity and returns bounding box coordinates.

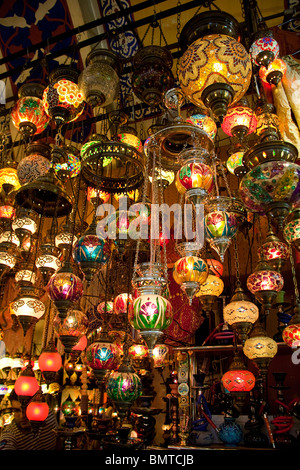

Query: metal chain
[233,237,241,287]
[289,248,300,303]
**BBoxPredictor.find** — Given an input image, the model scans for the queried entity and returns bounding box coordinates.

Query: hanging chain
[233,236,241,288]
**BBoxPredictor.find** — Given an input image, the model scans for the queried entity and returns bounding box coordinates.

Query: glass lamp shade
[38,350,62,373]
[223,300,259,326]
[80,134,112,169]
[128,344,149,360]
[249,35,280,67]
[173,256,209,303]
[53,308,89,353]
[0,167,20,194]
[42,67,84,126]
[61,395,76,416]
[11,95,49,137]
[14,365,40,400]
[283,209,300,251]
[15,269,37,286]
[226,151,247,177]
[131,45,174,107]
[222,368,255,392]
[243,325,278,361]
[257,234,290,271]
[221,105,257,139]
[0,205,15,220]
[35,246,62,283]
[73,233,110,282]
[113,293,133,315]
[17,153,51,186]
[97,301,114,316]
[195,273,224,297]
[0,250,16,270]
[175,157,214,197]
[148,168,175,189]
[118,129,143,153]
[11,294,45,334]
[78,48,121,108]
[106,368,142,405]
[259,58,287,86]
[47,269,83,302]
[186,112,217,140]
[129,293,173,333]
[282,304,300,348]
[26,401,49,422]
[239,161,300,230]
[0,230,20,248]
[247,261,284,314]
[87,187,110,204]
[207,258,223,277]
[54,150,81,181]
[114,189,139,202]
[12,209,38,240]
[153,344,169,368]
[205,198,238,261]
[178,34,252,122]
[86,341,120,372]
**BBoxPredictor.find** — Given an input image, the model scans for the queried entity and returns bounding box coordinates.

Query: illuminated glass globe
[223,286,259,344]
[86,340,121,384]
[205,196,238,261]
[53,147,81,181]
[130,293,173,353]
[53,308,89,353]
[178,33,252,122]
[249,33,280,67]
[186,109,217,140]
[282,303,300,348]
[11,292,45,335]
[106,363,142,416]
[11,83,50,137]
[42,66,84,127]
[35,243,62,284]
[73,231,111,283]
[14,363,40,402]
[113,293,133,315]
[226,151,247,177]
[0,205,15,221]
[78,48,121,108]
[247,260,284,315]
[153,344,169,368]
[117,126,143,153]
[259,58,287,86]
[258,231,289,272]
[221,104,257,141]
[47,263,83,319]
[175,148,214,202]
[283,209,300,251]
[0,167,20,194]
[173,243,209,304]
[243,322,278,376]
[221,351,256,392]
[0,230,20,248]
[26,401,49,422]
[97,301,114,317]
[128,344,149,360]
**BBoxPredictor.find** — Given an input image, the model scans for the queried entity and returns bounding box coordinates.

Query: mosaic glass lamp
[11,289,45,336]
[178,18,252,122]
[223,285,259,344]
[243,321,278,377]
[11,83,49,138]
[86,339,121,385]
[247,259,284,316]
[78,48,121,108]
[204,196,238,261]
[258,230,290,272]
[249,31,280,68]
[283,209,300,251]
[282,303,300,348]
[221,102,257,142]
[186,107,217,140]
[17,142,51,185]
[221,350,256,392]
[42,65,84,127]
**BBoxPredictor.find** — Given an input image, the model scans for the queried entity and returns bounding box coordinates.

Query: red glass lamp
[249,31,280,68]
[282,303,300,348]
[221,103,257,142]
[258,230,290,272]
[221,350,255,393]
[53,308,89,353]
[38,343,62,384]
[26,401,49,422]
[14,363,40,403]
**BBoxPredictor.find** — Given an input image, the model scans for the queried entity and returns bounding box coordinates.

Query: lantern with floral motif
[173,242,208,304]
[205,196,238,261]
[113,293,133,315]
[42,66,84,127]
[86,340,121,385]
[249,31,280,67]
[11,83,49,138]
[283,209,300,251]
[282,303,300,348]
[221,102,257,142]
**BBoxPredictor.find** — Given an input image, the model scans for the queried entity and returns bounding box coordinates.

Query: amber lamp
[221,103,257,142]
[26,401,49,422]
[243,321,278,377]
[259,58,287,86]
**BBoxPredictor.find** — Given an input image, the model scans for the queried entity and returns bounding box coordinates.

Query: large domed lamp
[177,10,252,122]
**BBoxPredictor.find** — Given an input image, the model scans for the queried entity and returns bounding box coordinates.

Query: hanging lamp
[178,10,252,122]
[243,321,278,378]
[53,307,89,353]
[221,349,256,393]
[17,142,51,185]
[283,209,300,251]
[258,228,290,272]
[249,30,280,68]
